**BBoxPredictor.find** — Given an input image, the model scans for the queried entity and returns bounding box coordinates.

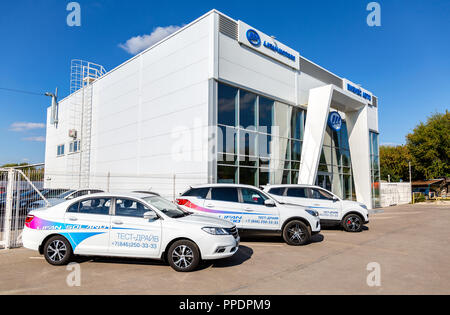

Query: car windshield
[143,196,190,218]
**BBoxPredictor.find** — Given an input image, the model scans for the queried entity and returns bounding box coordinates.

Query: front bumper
[199,235,240,260]
[311,218,321,233]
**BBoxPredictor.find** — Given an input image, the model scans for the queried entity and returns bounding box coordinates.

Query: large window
[217,83,305,187]
[370,131,381,208]
[316,122,355,200]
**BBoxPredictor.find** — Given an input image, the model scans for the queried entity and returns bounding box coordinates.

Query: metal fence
[0,165,207,249]
[380,182,412,207]
[0,165,58,249]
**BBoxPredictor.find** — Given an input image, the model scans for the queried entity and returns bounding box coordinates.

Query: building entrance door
[316,172,332,192]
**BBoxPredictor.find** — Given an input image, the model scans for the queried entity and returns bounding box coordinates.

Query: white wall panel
[218,33,296,103]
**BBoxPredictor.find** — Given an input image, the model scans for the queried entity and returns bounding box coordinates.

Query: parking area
[0,202,449,295]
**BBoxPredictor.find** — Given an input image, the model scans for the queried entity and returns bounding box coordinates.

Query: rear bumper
[22,227,41,252]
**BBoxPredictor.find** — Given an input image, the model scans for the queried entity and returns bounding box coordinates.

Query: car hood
[174,214,234,228]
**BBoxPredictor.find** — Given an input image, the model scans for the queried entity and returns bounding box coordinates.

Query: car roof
[187,183,263,190]
[265,184,321,189]
[78,192,158,200]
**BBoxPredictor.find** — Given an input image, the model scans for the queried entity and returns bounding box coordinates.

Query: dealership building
[44,9,381,208]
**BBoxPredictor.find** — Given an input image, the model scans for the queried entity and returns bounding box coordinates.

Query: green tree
[380,145,411,182]
[406,111,450,180]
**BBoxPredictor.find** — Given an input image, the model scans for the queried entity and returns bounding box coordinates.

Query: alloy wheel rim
[172,245,194,269]
[287,223,306,243]
[346,216,361,231]
[47,240,67,262]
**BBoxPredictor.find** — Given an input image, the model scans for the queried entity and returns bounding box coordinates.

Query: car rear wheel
[43,235,73,266]
[167,240,200,272]
[342,214,363,232]
[282,220,311,246]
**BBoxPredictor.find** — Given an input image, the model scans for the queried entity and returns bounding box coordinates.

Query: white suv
[263,185,369,232]
[176,184,321,246]
[23,193,239,272]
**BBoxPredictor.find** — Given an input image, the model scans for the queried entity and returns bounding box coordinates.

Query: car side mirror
[264,199,276,207]
[143,211,158,221]
[333,196,339,202]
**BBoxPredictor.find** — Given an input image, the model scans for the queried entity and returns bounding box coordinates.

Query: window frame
[66,197,113,216]
[57,144,65,157]
[239,187,269,205]
[208,187,240,203]
[268,187,286,196]
[286,187,309,198]
[308,188,335,201]
[113,197,157,219]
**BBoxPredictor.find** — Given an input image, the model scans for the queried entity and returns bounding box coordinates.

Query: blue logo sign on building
[328,111,342,131]
[246,29,261,47]
[347,83,372,102]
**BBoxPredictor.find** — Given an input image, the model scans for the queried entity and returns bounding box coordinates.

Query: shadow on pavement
[199,245,253,270]
[321,225,370,232]
[239,233,325,244]
[72,245,254,270]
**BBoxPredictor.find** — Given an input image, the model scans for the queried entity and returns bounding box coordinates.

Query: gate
[0,165,48,249]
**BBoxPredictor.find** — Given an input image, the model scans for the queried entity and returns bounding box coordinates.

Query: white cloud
[22,136,45,142]
[119,25,182,55]
[10,122,45,132]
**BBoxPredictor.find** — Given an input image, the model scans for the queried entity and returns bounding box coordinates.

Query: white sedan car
[23,193,239,272]
[263,184,369,232]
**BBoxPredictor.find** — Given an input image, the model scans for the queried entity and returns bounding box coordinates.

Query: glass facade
[216,82,358,202]
[217,83,305,187]
[315,123,355,200]
[370,131,381,208]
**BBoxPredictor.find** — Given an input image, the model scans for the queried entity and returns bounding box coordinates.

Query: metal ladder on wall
[77,63,106,188]
[79,78,93,188]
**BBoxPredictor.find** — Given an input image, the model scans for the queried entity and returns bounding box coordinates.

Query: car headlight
[202,227,230,235]
[306,209,319,217]
[359,204,368,210]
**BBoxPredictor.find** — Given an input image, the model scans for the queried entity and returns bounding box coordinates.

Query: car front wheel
[282,220,311,246]
[342,214,363,232]
[167,240,200,272]
[43,235,73,266]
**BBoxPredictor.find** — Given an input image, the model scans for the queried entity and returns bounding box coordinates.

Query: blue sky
[0,0,449,164]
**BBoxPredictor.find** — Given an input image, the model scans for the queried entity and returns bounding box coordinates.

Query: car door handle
[206,204,215,208]
[68,217,78,221]
[112,220,123,225]
[244,208,254,212]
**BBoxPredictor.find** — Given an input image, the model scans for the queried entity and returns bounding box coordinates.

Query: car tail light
[25,215,35,224]
[176,199,189,206]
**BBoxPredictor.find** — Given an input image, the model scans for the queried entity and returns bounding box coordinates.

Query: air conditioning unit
[69,129,77,139]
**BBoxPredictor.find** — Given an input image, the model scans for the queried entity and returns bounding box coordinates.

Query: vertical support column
[4,169,15,249]
[298,85,333,185]
[346,106,373,209]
